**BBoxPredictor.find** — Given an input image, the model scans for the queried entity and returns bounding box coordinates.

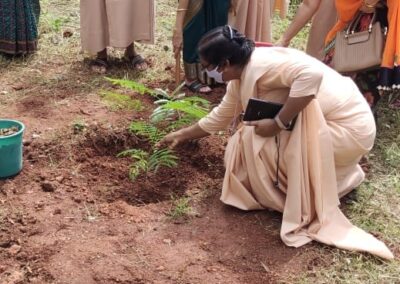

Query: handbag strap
[345,12,377,37]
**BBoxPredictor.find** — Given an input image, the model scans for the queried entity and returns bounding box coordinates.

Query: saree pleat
[228,0,275,42]
[0,0,40,54]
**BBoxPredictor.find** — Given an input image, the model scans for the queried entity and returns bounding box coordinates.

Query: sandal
[128,54,148,71]
[90,57,108,74]
[185,80,212,94]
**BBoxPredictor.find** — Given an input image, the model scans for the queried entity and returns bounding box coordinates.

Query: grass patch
[72,119,87,134]
[295,252,400,284]
[168,196,192,219]
[100,91,143,111]
[384,142,400,167]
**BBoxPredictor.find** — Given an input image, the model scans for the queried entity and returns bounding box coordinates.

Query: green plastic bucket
[0,119,25,179]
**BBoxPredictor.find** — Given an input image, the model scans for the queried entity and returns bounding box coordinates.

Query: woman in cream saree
[80,0,155,73]
[161,26,394,260]
[229,0,289,42]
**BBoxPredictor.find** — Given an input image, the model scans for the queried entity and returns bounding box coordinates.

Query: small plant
[129,121,166,145]
[118,148,178,180]
[109,79,210,180]
[72,119,87,134]
[107,78,209,128]
[151,95,209,129]
[168,196,192,219]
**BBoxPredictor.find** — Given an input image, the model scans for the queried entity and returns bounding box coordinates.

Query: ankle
[185,78,196,84]
[125,43,136,58]
[97,49,107,59]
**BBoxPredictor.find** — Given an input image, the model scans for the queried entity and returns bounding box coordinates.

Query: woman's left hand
[244,119,281,137]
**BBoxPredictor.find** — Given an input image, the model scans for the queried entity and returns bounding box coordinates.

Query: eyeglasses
[201,64,219,72]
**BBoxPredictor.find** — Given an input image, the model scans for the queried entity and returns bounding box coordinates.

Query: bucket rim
[0,119,25,140]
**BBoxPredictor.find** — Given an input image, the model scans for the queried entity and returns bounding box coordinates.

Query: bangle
[177,8,188,12]
[274,115,290,130]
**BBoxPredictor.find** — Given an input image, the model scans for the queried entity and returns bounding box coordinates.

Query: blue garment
[183,0,230,64]
[0,0,40,54]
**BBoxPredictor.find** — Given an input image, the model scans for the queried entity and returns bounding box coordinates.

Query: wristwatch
[274,115,291,130]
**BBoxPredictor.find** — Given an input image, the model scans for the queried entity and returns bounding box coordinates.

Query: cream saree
[80,0,155,54]
[198,47,393,259]
[229,0,289,42]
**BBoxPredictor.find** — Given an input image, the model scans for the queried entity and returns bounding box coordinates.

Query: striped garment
[0,0,40,55]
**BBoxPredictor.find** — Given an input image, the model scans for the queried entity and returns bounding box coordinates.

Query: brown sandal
[90,57,109,74]
[129,54,148,71]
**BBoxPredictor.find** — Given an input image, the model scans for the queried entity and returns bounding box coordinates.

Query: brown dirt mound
[22,123,226,207]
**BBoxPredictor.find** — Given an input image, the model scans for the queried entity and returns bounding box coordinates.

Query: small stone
[23,139,32,146]
[72,196,82,203]
[156,266,165,271]
[86,197,94,204]
[163,239,172,245]
[55,176,64,183]
[51,35,61,45]
[63,29,73,38]
[8,244,22,255]
[16,251,28,261]
[34,202,44,210]
[12,83,25,91]
[41,181,56,192]
[53,208,62,215]
[32,133,40,139]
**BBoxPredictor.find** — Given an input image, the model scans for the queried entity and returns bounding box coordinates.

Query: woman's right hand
[158,124,209,149]
[172,29,183,59]
[157,130,186,149]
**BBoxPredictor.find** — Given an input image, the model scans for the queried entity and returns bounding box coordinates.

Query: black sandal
[129,54,148,71]
[90,57,108,74]
[186,80,212,94]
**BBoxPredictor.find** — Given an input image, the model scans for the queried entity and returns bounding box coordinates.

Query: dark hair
[198,25,255,67]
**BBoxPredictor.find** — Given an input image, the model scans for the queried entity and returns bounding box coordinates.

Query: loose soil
[0,1,329,279]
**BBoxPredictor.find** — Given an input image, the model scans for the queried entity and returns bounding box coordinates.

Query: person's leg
[183,63,212,93]
[80,0,110,73]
